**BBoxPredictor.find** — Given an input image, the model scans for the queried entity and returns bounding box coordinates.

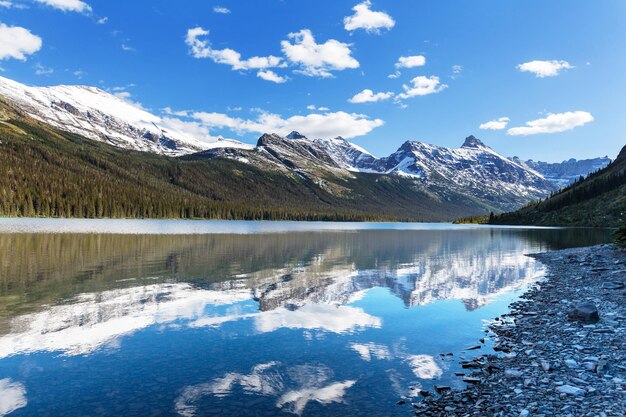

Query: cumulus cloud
[479,117,510,130]
[395,55,426,69]
[0,24,42,60]
[395,75,447,100]
[343,1,395,33]
[348,88,393,103]
[213,6,230,14]
[186,27,284,71]
[507,111,593,136]
[257,69,287,83]
[34,0,91,13]
[281,29,359,77]
[191,109,383,139]
[517,60,573,78]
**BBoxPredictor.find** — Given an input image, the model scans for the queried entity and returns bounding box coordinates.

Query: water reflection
[175,363,355,416]
[0,226,612,417]
[0,379,27,417]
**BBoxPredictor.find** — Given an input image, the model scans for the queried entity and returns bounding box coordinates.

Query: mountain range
[0,76,613,221]
[491,144,626,227]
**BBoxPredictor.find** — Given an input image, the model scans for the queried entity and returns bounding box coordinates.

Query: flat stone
[556,384,586,396]
[435,386,451,394]
[505,369,524,378]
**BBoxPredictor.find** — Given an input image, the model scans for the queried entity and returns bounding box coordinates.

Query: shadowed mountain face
[192,133,559,212]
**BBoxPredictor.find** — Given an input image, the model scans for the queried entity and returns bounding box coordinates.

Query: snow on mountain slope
[0,76,252,155]
[359,136,559,210]
[309,135,378,172]
[513,156,612,188]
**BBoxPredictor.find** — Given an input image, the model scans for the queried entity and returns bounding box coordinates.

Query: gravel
[410,243,626,417]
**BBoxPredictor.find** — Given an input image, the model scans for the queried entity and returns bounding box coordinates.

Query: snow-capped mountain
[0,76,606,212]
[513,156,612,187]
[211,132,556,211]
[362,136,558,210]
[0,76,251,155]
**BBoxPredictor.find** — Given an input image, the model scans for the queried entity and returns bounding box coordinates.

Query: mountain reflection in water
[0,225,612,417]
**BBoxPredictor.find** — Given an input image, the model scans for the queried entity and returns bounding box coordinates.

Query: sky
[1,0,625,162]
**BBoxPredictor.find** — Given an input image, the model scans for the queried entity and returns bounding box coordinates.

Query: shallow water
[0,220,612,416]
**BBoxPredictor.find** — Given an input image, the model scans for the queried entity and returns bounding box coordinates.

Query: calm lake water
[0,220,612,417]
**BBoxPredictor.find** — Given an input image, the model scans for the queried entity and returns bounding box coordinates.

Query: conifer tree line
[0,113,475,222]
[485,145,626,227]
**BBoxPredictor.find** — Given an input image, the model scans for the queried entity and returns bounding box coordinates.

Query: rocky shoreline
[414,244,626,417]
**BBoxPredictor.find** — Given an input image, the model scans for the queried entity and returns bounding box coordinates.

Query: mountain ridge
[0,75,613,219]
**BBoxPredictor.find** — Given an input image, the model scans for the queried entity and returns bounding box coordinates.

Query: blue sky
[1,0,625,162]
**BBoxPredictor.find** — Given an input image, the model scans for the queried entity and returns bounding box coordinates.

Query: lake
[0,220,613,417]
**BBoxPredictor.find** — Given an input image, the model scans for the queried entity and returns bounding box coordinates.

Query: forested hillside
[0,100,492,222]
[489,145,626,227]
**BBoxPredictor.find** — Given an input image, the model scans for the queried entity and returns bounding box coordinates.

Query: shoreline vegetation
[0,100,496,224]
[455,144,626,229]
[410,244,626,416]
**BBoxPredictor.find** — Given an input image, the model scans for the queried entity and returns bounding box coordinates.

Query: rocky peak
[256,133,284,147]
[286,131,307,140]
[462,135,487,149]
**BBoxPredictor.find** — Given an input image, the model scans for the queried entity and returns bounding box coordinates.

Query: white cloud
[306,105,330,111]
[479,116,510,130]
[34,0,91,13]
[396,75,447,100]
[395,55,426,69]
[96,16,108,24]
[257,69,287,83]
[0,24,42,60]
[191,109,383,139]
[213,6,230,14]
[0,379,27,417]
[507,111,593,136]
[349,343,391,361]
[387,71,400,79]
[34,62,53,76]
[406,355,443,379]
[186,27,284,71]
[517,60,573,78]
[254,304,381,334]
[451,64,463,79]
[73,69,85,78]
[121,43,135,52]
[281,29,359,77]
[277,380,356,415]
[343,1,395,33]
[348,88,393,103]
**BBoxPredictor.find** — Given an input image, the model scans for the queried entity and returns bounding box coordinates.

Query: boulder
[567,303,600,323]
